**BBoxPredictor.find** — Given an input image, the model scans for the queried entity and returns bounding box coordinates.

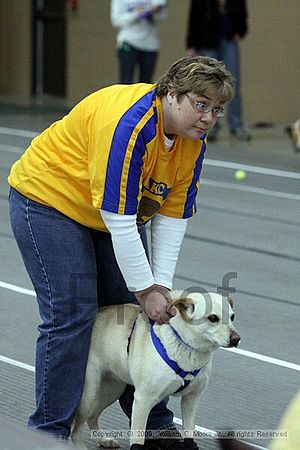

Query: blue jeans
[118,42,158,83]
[198,39,243,131]
[8,188,173,438]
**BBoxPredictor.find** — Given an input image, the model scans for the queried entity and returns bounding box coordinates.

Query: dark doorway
[32,0,66,97]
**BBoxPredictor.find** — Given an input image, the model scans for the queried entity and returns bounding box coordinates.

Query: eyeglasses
[185,94,225,118]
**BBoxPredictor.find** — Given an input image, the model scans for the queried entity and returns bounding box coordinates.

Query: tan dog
[71,291,240,450]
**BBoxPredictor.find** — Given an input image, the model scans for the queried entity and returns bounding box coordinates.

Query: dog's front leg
[129,393,156,449]
[181,391,200,450]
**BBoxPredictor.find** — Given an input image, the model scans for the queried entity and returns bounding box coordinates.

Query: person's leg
[138,50,158,83]
[9,188,98,438]
[92,225,174,432]
[117,43,137,83]
[197,47,222,141]
[220,38,243,130]
[221,38,251,140]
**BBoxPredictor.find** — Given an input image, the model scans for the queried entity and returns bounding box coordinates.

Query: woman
[8,56,234,446]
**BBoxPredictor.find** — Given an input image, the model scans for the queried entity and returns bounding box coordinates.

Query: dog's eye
[208,314,219,323]
[231,313,235,321]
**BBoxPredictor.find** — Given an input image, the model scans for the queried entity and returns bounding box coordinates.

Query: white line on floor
[0,143,24,153]
[1,280,300,373]
[0,355,267,449]
[0,127,38,139]
[0,280,35,296]
[1,126,299,181]
[202,179,300,201]
[204,158,300,180]
[223,347,300,372]
[0,355,35,372]
[174,418,267,449]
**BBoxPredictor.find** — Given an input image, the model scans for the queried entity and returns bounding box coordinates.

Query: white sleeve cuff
[100,210,154,292]
[150,214,188,289]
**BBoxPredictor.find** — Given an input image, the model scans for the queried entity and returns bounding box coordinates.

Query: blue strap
[170,325,192,348]
[150,320,201,391]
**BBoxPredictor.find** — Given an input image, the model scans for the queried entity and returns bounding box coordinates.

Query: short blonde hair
[156,56,234,104]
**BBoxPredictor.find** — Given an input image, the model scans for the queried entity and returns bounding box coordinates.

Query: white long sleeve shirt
[111,0,167,51]
[101,210,187,292]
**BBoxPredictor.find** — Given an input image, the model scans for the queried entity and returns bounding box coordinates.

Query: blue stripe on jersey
[183,137,207,218]
[101,90,156,213]
[125,107,158,214]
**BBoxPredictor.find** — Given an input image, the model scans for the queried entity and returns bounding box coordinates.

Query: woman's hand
[187,47,197,57]
[135,285,176,324]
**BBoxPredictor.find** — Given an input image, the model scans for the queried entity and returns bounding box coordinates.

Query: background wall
[0,0,32,99]
[0,0,299,124]
[67,0,116,98]
[241,0,300,124]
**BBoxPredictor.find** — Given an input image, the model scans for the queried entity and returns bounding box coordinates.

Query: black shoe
[231,128,252,142]
[144,427,184,449]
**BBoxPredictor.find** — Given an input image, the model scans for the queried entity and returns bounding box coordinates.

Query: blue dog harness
[127,316,202,393]
[149,320,202,393]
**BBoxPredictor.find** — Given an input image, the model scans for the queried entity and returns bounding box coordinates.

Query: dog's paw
[98,437,120,448]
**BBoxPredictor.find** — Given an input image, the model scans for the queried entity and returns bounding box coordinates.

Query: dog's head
[169,291,240,350]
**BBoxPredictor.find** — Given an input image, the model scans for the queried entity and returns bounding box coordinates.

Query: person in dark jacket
[186,0,251,142]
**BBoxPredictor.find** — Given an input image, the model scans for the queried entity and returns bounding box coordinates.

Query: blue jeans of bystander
[198,38,243,131]
[117,42,158,84]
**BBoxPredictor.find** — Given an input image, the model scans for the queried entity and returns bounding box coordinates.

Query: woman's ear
[167,91,175,105]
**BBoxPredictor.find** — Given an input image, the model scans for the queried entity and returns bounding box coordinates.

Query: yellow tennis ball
[235,170,247,181]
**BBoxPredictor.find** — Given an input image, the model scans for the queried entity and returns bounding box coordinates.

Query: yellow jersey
[8,84,206,231]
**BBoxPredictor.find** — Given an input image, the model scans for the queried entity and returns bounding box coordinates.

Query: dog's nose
[230,333,241,347]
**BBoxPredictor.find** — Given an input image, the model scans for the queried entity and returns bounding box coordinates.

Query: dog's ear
[228,295,234,308]
[171,297,195,321]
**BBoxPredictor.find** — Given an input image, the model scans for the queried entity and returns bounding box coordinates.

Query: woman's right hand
[135,285,176,324]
